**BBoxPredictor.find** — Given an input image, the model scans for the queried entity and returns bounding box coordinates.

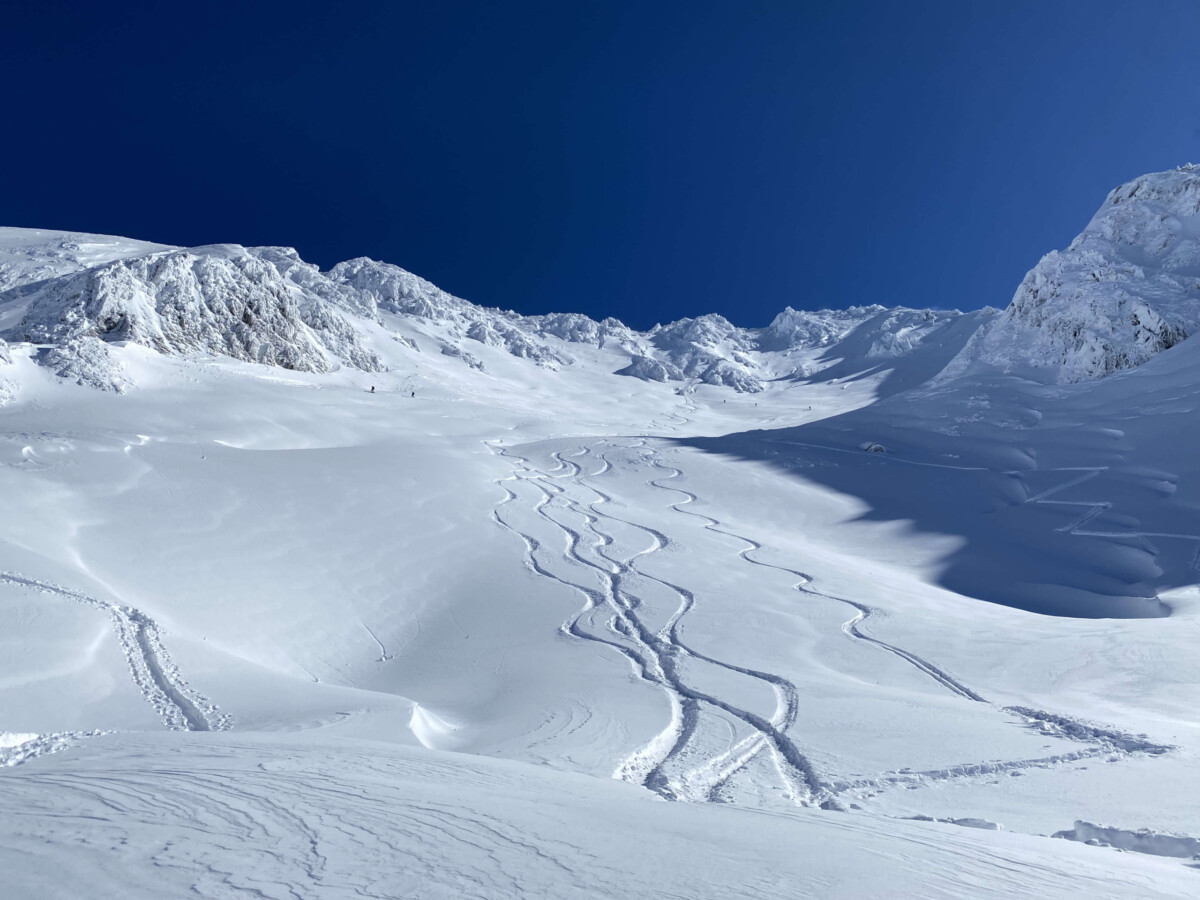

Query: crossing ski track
[487,427,1176,812]
[0,571,228,764]
[490,440,823,805]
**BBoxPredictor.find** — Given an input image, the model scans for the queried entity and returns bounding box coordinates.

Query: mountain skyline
[4,2,1199,329]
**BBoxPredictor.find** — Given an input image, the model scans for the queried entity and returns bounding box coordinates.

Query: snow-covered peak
[941,165,1200,384]
[758,305,887,351]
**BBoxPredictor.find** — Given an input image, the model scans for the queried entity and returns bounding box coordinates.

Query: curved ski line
[570,452,802,800]
[560,446,821,803]
[0,572,228,732]
[641,452,988,704]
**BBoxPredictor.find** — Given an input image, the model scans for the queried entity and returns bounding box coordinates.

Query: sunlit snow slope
[1,168,1199,899]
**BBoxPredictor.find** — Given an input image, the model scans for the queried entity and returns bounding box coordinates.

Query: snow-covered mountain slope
[943,164,1200,383]
[0,227,173,294]
[2,167,1200,899]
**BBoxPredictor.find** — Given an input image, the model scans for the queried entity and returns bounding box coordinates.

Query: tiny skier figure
[370,386,375,393]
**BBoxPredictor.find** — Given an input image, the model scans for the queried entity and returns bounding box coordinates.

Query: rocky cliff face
[941,165,1200,384]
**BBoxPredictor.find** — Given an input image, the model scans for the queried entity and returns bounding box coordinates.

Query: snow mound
[1053,821,1200,859]
[44,337,130,392]
[942,165,1200,383]
[0,245,385,383]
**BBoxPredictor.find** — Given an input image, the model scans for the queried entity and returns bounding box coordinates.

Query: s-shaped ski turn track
[487,436,1175,812]
[488,439,827,807]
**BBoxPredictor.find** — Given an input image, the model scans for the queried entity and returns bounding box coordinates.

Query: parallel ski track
[549,445,816,803]
[640,448,987,704]
[0,572,228,734]
[489,441,826,805]
[487,433,1175,805]
[637,443,1174,795]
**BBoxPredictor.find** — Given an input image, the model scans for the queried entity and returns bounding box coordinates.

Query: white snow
[0,167,1198,898]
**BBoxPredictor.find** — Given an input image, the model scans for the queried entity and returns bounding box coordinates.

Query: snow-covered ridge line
[0,228,975,395]
[4,163,1198,395]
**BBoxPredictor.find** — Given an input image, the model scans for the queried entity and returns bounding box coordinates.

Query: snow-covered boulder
[699,358,763,392]
[942,165,1200,383]
[44,337,130,392]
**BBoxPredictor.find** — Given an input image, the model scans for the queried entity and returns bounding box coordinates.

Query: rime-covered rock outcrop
[0,245,385,379]
[758,305,886,351]
[942,164,1200,383]
[615,354,681,383]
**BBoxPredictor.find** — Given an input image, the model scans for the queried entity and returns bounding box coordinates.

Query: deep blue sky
[4,2,1199,329]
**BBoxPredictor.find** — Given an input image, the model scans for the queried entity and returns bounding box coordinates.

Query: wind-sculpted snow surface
[4,733,1193,900]
[943,164,1200,383]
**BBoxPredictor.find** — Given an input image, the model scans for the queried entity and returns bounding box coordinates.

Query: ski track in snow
[1025,466,1200,572]
[0,572,229,753]
[489,440,825,805]
[488,430,1177,810]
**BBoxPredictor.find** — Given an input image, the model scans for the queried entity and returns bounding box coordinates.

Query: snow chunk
[1053,821,1200,859]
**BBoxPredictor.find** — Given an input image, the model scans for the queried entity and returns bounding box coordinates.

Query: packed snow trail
[549,446,814,803]
[0,572,228,734]
[1027,466,1200,572]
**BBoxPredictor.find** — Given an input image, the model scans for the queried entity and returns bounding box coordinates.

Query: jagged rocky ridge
[2,165,1198,394]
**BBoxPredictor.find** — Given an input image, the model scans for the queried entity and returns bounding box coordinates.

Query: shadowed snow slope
[682,331,1200,618]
